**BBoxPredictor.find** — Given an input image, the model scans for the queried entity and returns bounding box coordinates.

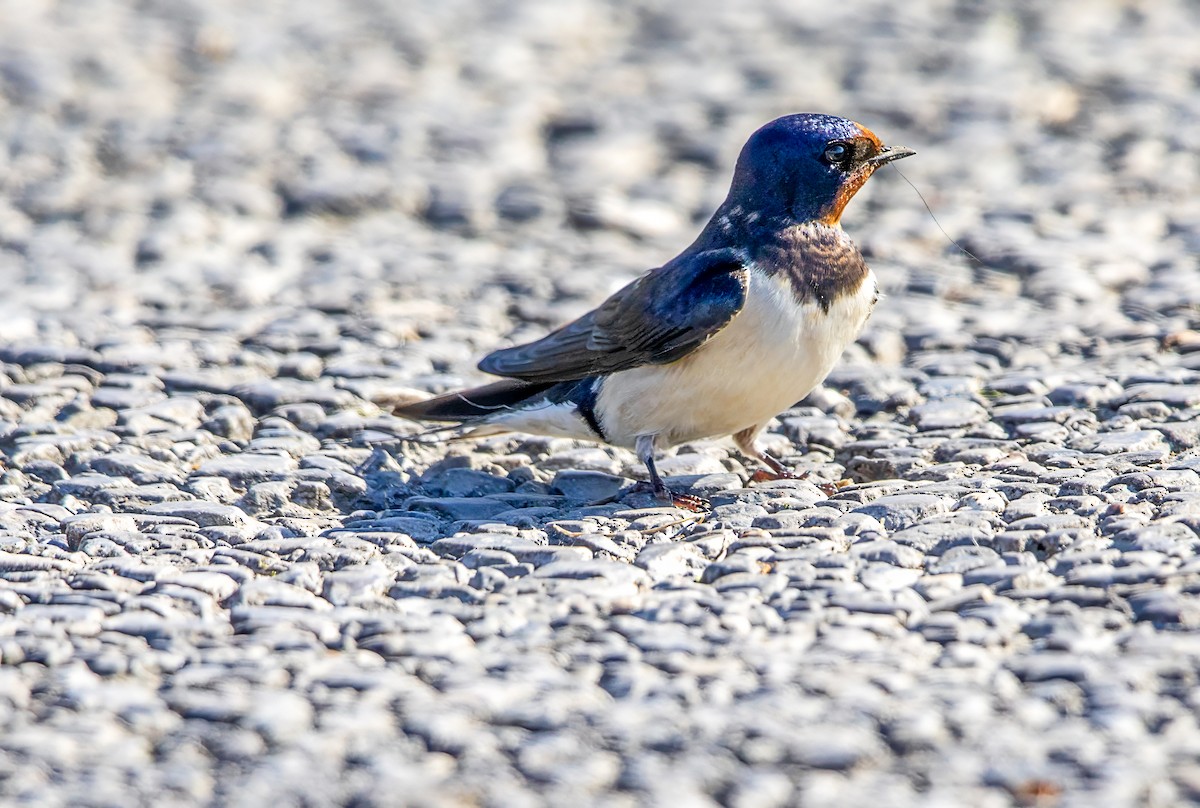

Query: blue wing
[478,248,749,383]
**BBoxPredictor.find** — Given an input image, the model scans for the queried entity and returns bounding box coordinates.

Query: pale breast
[595,268,877,447]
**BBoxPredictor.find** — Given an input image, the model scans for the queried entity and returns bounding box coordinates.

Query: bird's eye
[822,142,850,165]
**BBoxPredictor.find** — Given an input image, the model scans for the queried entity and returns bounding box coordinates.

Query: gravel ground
[2,1,1200,805]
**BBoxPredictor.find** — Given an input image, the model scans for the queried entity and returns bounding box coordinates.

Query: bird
[394,113,914,508]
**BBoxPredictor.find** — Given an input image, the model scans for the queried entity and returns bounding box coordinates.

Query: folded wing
[479,248,749,383]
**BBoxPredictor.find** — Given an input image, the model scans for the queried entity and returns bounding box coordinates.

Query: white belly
[595,269,877,447]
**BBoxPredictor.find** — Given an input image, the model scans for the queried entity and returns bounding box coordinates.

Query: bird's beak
[867,146,916,166]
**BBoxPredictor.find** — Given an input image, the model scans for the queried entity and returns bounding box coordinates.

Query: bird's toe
[623,481,711,513]
[664,491,711,513]
[749,468,800,483]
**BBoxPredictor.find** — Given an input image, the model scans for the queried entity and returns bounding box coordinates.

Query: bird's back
[592,222,877,447]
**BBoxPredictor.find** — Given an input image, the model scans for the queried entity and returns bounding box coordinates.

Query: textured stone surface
[1,1,1200,805]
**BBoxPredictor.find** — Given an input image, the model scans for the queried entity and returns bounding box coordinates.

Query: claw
[749,468,800,483]
[624,481,711,513]
[816,479,849,496]
[734,425,854,497]
[665,491,711,512]
[747,466,846,497]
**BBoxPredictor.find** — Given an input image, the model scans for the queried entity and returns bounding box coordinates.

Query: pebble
[424,468,515,497]
[0,3,1198,806]
[144,502,251,527]
[197,454,298,485]
[549,469,629,502]
[1072,430,1170,456]
[635,541,710,581]
[852,494,950,531]
[404,497,511,521]
[908,399,989,430]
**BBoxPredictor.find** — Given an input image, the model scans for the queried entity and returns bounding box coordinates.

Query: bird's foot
[815,479,849,497]
[663,491,711,513]
[624,481,711,513]
[749,467,846,497]
[749,468,800,483]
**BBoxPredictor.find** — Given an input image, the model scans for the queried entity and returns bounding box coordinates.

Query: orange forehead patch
[853,122,883,150]
[818,125,886,225]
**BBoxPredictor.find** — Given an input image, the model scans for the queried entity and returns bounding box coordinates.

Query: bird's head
[727,113,914,226]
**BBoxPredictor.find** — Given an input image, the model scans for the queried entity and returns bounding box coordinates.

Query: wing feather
[478,248,749,382]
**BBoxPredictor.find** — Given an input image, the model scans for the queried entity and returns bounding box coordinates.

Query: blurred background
[1,0,1197,374]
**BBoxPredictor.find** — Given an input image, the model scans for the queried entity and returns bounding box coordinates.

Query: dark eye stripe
[824,139,880,167]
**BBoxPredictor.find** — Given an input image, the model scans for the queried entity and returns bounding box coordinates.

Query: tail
[393,378,559,423]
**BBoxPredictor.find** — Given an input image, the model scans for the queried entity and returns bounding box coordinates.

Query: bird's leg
[635,434,709,512]
[733,425,841,496]
[635,434,668,496]
[733,426,795,478]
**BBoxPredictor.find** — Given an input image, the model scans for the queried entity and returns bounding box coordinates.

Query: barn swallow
[395,113,913,508]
